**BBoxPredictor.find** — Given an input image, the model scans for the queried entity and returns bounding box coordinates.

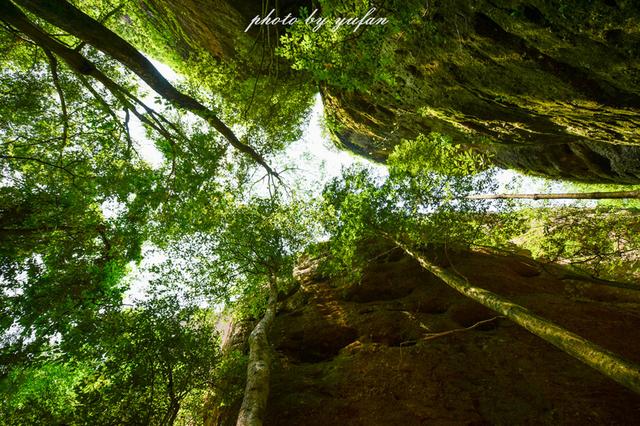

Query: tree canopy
[1,0,639,424]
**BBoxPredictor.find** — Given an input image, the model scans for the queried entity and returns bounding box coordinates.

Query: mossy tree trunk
[236,278,278,426]
[394,239,640,395]
[467,190,640,200]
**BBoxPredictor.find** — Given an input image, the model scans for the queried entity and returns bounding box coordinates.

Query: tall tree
[0,0,269,373]
[467,190,640,200]
[0,20,158,364]
[208,197,318,426]
[147,194,321,425]
[0,0,276,174]
[321,164,640,395]
[0,293,221,425]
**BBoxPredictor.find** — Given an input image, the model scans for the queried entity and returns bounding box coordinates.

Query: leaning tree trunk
[393,239,640,395]
[467,190,640,200]
[236,280,278,426]
[6,0,275,174]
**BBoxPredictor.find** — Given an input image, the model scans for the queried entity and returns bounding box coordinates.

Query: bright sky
[149,60,574,195]
[134,59,557,197]
[121,59,587,305]
[262,93,388,194]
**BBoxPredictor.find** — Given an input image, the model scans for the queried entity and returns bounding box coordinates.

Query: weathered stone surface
[322,0,640,183]
[139,0,640,183]
[264,245,640,425]
[137,0,312,59]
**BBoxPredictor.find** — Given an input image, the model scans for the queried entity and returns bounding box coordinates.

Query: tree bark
[5,0,275,175]
[236,279,278,426]
[394,239,640,395]
[467,190,640,200]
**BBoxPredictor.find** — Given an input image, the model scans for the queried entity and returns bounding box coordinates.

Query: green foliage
[515,207,640,284]
[277,1,423,91]
[320,156,499,279]
[0,294,221,425]
[0,362,89,425]
[118,0,316,154]
[0,9,237,422]
[0,26,161,362]
[562,181,640,210]
[177,52,314,154]
[388,133,491,177]
[210,350,248,409]
[319,167,385,280]
[3,1,639,423]
[185,195,321,320]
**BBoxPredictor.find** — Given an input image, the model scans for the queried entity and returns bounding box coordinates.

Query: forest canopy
[1,0,639,424]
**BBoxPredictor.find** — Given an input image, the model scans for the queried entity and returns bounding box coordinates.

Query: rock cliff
[322,0,640,183]
[264,245,640,424]
[139,0,640,183]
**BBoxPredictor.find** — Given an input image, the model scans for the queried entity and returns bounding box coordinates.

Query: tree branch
[0,4,179,178]
[400,316,504,346]
[392,236,640,395]
[1,154,79,177]
[11,0,278,177]
[467,190,640,200]
[43,48,69,149]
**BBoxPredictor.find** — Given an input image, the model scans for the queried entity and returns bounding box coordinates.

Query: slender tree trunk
[5,0,275,175]
[393,239,640,395]
[161,400,180,426]
[166,402,180,426]
[160,367,180,426]
[236,279,278,426]
[467,190,640,200]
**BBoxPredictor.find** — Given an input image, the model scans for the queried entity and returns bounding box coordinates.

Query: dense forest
[1,0,639,425]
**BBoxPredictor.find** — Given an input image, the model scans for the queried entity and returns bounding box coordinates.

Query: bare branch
[400,316,505,346]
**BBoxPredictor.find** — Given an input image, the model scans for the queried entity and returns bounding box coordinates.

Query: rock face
[142,0,640,183]
[263,246,640,424]
[323,0,640,183]
[137,0,311,60]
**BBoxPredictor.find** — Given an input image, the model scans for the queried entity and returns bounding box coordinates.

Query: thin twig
[399,316,504,347]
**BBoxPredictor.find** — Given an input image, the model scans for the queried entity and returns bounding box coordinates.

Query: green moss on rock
[322,0,640,183]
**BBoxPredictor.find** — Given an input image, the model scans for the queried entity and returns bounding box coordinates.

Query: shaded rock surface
[137,0,311,60]
[323,0,640,183]
[265,247,640,425]
[139,0,640,183]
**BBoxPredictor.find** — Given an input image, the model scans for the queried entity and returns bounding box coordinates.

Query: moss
[130,0,640,182]
[265,245,640,425]
[320,0,640,183]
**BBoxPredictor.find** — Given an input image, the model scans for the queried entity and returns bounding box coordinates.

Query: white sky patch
[256,93,387,197]
[293,93,385,177]
[493,168,596,208]
[1,322,26,347]
[0,169,23,188]
[125,58,182,169]
[122,242,168,305]
[128,114,165,169]
[149,58,180,82]
[100,196,127,220]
